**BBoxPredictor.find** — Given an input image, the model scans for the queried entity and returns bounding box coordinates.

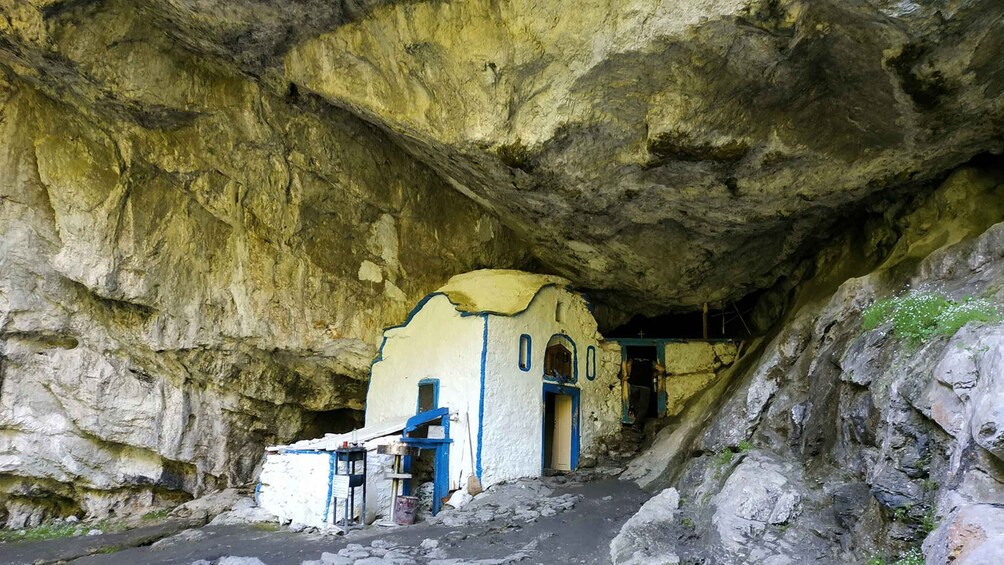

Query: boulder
[923,504,1004,565]
[610,488,681,565]
[711,454,803,555]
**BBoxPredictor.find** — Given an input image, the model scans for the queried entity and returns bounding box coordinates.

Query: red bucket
[393,495,419,525]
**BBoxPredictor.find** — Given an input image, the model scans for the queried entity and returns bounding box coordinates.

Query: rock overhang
[4,0,1004,320]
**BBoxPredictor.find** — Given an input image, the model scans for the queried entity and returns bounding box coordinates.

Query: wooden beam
[702,302,709,340]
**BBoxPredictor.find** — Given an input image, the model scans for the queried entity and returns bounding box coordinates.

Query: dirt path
[4,477,648,565]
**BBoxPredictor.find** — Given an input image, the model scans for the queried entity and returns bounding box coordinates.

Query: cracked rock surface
[616,169,1004,563]
[2,0,1004,532]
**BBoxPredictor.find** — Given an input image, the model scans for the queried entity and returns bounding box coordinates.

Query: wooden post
[703,302,709,340]
[621,359,631,423]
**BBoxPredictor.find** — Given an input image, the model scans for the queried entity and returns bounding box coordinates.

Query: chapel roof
[434,269,572,316]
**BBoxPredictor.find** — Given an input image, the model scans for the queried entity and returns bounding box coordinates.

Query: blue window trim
[518,334,532,372]
[586,345,596,380]
[416,378,440,414]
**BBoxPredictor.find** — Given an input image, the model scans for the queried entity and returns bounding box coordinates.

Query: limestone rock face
[710,453,802,558]
[925,326,1004,463]
[281,0,1004,313]
[924,504,1004,565]
[1,0,1004,532]
[610,487,681,565]
[0,1,526,527]
[4,0,1004,316]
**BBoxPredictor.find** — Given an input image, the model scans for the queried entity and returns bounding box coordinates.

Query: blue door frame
[401,407,451,515]
[613,339,667,423]
[541,383,580,473]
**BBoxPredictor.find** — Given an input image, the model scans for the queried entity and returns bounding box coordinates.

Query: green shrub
[921,508,938,534]
[714,447,734,466]
[862,289,1001,346]
[934,298,1000,337]
[711,446,735,479]
[891,292,951,343]
[893,506,909,522]
[865,547,925,565]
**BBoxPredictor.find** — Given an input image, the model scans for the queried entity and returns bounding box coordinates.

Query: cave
[2,0,1004,562]
[296,409,364,442]
[606,292,763,341]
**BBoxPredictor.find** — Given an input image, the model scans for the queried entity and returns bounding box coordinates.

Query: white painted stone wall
[481,286,621,486]
[365,293,483,491]
[257,451,332,527]
[257,438,398,528]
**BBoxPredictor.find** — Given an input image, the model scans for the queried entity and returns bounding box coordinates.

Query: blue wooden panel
[402,408,452,516]
[658,344,667,417]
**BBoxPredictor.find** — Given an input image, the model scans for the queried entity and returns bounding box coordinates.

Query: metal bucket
[393,495,419,525]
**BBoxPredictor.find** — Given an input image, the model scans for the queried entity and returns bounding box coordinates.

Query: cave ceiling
[3,0,1003,320]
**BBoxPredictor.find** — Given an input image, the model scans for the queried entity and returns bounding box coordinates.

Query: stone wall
[663,341,738,417]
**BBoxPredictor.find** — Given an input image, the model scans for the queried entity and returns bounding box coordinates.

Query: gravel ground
[3,473,649,565]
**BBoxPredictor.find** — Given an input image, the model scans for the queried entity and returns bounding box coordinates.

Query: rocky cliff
[0,0,528,526]
[620,168,1004,563]
[1,1,1004,557]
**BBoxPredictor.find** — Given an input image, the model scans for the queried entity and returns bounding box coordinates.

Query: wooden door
[552,394,573,471]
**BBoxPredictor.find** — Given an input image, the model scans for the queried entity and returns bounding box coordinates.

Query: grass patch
[714,447,734,467]
[711,446,735,479]
[862,298,896,330]
[0,523,81,543]
[141,509,170,521]
[0,518,131,544]
[893,548,925,565]
[495,139,536,172]
[866,548,924,565]
[862,289,1001,346]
